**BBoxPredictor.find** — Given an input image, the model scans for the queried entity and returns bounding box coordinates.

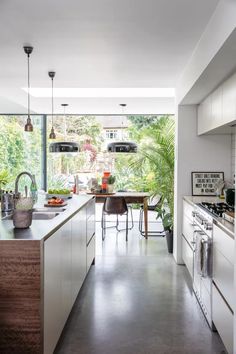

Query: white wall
[173,104,232,263]
[176,0,236,105]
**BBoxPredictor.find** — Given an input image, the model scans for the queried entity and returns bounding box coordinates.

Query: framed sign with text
[191,172,224,196]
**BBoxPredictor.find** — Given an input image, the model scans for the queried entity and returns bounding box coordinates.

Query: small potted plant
[156,205,173,253]
[107,175,116,193]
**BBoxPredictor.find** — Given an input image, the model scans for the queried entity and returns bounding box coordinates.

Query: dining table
[87,191,150,239]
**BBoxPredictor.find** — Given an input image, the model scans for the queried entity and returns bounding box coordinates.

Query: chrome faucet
[15,171,34,198]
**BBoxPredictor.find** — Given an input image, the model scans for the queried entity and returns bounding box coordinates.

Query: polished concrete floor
[55,221,226,354]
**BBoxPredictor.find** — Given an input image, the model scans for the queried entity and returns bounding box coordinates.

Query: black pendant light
[49,103,79,153]
[23,46,34,132]
[48,71,56,139]
[107,104,137,153]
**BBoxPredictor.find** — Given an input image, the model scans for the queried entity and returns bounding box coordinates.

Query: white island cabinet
[44,197,96,354]
[212,223,234,354]
[182,200,194,278]
[71,206,87,303]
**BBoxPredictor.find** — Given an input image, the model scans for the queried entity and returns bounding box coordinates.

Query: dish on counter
[45,197,67,207]
[46,189,73,199]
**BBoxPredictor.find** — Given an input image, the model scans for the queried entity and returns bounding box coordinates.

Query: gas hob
[198,202,234,224]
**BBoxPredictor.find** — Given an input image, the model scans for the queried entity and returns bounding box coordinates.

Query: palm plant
[129,116,175,229]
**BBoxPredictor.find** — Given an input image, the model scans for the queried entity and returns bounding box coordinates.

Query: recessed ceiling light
[22,87,175,98]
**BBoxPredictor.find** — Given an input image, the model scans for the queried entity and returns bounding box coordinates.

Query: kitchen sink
[33,207,66,213]
[2,212,59,221]
[32,212,59,220]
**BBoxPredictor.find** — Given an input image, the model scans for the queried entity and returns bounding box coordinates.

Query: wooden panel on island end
[0,240,42,354]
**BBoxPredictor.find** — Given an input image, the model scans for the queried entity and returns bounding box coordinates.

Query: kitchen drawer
[87,214,95,245]
[201,280,211,317]
[182,215,194,244]
[183,200,193,221]
[87,198,95,220]
[182,235,193,278]
[213,223,234,263]
[213,247,234,310]
[87,234,95,272]
[212,284,233,354]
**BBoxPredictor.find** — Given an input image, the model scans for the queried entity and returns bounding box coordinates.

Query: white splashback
[231,128,236,184]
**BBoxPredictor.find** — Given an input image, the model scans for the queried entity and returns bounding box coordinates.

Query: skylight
[22,87,175,98]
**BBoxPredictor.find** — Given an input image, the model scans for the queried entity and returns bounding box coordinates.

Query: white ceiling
[0,0,219,114]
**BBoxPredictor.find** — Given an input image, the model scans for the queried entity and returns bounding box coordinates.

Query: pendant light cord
[27,53,30,118]
[64,105,67,139]
[51,76,54,128]
[120,103,126,141]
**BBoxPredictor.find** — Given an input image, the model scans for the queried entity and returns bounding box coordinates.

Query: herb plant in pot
[107,175,116,193]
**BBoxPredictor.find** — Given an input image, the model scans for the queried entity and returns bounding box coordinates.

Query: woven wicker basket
[13,210,33,229]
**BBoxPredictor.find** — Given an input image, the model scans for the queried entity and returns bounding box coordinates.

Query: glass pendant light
[49,103,79,153]
[48,71,56,139]
[23,46,34,132]
[107,103,138,153]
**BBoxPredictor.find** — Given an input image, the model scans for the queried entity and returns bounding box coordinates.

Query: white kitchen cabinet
[197,71,236,134]
[71,207,87,303]
[87,234,95,271]
[44,200,95,354]
[61,221,72,325]
[222,73,236,124]
[182,200,194,246]
[44,229,63,354]
[86,198,96,272]
[86,198,95,245]
[182,200,194,278]
[212,223,234,354]
[197,95,212,135]
[213,223,234,310]
[44,222,73,354]
[182,235,193,278]
[183,200,193,221]
[212,284,233,354]
[211,86,222,128]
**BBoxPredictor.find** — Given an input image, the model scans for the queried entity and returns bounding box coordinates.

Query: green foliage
[47,115,103,180]
[0,169,10,188]
[107,175,116,184]
[115,116,175,229]
[48,188,71,194]
[0,116,43,191]
[128,115,161,129]
[52,115,103,148]
[156,206,173,231]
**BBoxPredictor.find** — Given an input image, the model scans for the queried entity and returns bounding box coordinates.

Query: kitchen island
[0,195,96,354]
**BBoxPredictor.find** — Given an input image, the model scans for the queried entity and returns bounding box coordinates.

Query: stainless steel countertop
[0,194,94,241]
[183,195,235,239]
